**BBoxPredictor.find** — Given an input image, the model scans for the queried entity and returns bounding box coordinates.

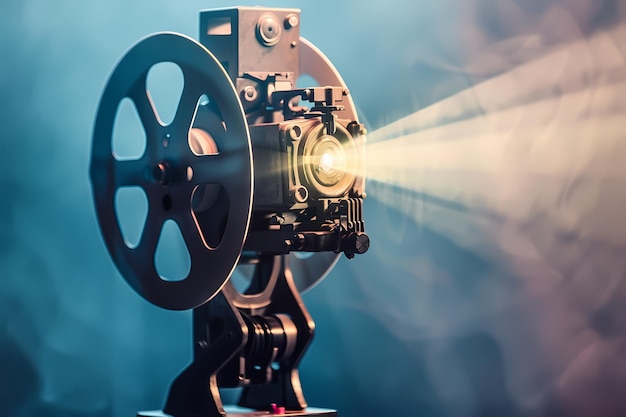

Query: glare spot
[320,151,334,173]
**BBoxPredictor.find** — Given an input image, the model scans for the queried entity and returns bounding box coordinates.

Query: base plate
[138,406,337,417]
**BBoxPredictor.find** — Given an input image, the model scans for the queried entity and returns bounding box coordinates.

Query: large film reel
[90,33,253,310]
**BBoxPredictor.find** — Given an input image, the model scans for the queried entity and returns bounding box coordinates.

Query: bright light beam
[341,22,626,295]
[329,13,626,417]
[367,22,626,144]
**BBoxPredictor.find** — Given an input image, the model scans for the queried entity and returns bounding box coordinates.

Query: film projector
[90,6,369,417]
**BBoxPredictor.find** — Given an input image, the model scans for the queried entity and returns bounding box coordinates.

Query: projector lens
[300,122,357,198]
[312,137,346,186]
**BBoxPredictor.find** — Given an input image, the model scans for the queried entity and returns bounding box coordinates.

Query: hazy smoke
[1,1,625,417]
[354,2,626,416]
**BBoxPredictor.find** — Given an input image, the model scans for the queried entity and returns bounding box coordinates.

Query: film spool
[90,33,253,310]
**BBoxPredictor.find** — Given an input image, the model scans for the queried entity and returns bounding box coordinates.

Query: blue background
[1,1,625,417]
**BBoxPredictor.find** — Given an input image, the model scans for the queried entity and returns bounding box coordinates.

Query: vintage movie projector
[90,6,369,417]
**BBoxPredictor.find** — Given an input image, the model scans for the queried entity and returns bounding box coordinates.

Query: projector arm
[162,256,314,417]
[164,292,246,417]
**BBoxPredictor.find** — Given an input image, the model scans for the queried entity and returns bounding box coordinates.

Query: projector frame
[157,256,318,417]
[91,6,369,417]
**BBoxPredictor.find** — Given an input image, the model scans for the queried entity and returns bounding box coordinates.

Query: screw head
[286,125,302,141]
[257,13,281,46]
[290,186,308,203]
[354,233,370,254]
[243,86,257,102]
[285,14,299,29]
[153,162,169,185]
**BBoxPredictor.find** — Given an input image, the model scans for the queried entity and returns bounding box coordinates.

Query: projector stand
[139,256,336,417]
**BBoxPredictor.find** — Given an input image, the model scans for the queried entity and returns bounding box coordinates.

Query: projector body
[90,6,368,417]
[194,7,368,259]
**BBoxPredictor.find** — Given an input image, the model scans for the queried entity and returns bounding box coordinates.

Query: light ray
[367,22,626,144]
[337,22,626,299]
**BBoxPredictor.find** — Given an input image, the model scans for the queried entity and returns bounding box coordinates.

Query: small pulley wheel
[90,33,253,310]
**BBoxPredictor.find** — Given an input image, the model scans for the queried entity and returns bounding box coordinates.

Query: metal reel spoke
[171,81,201,137]
[113,159,148,187]
[174,209,208,260]
[128,76,162,141]
[186,154,224,185]
[135,205,165,258]
[187,153,245,188]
